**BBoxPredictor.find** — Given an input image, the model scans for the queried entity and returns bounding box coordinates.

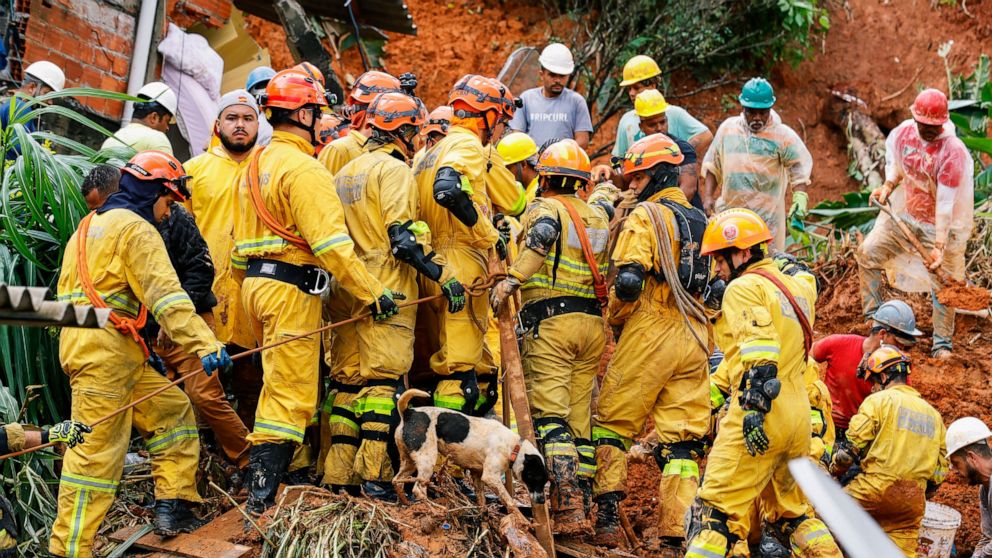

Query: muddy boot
[656,536,684,558]
[362,480,398,502]
[330,484,361,497]
[244,442,295,519]
[153,499,204,536]
[591,492,625,548]
[578,478,593,521]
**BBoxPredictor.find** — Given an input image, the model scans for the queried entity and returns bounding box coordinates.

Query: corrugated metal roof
[0,284,111,328]
[234,0,417,36]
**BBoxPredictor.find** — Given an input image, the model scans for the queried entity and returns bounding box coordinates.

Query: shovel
[871,199,990,312]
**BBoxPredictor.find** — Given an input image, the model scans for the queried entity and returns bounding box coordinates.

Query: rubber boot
[578,478,593,521]
[549,455,592,536]
[153,499,204,536]
[362,480,398,502]
[244,442,295,518]
[592,491,625,548]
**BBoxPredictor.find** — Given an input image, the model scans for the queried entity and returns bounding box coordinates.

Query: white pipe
[121,0,159,124]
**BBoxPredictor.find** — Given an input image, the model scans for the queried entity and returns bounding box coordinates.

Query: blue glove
[201,347,232,377]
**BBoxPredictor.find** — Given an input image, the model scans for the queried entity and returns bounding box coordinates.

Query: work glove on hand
[369,288,404,321]
[788,190,809,222]
[489,277,521,315]
[441,278,466,314]
[742,410,770,456]
[148,352,168,376]
[46,420,92,448]
[493,213,511,260]
[201,347,233,377]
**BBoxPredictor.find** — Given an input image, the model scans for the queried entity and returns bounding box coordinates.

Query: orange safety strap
[743,268,813,358]
[76,212,150,358]
[247,147,312,253]
[552,196,609,309]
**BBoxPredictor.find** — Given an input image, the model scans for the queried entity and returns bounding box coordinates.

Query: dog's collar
[510,443,521,463]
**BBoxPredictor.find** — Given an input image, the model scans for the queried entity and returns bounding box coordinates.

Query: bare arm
[574,131,591,150]
[679,163,698,202]
[702,172,718,215]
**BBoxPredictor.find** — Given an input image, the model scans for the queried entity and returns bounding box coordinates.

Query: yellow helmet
[700,208,773,256]
[497,132,538,165]
[857,345,911,380]
[620,55,661,87]
[634,89,669,118]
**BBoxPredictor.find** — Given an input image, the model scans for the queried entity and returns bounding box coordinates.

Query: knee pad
[448,371,479,414]
[473,373,499,416]
[688,501,735,544]
[592,426,630,452]
[653,439,705,472]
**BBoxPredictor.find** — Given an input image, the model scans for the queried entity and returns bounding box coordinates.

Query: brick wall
[24,0,140,120]
[168,0,232,29]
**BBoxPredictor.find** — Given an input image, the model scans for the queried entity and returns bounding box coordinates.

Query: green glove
[45,420,92,448]
[742,410,769,456]
[789,190,809,220]
[369,288,404,321]
[441,278,466,314]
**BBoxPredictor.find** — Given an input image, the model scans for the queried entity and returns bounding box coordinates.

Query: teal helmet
[739,78,776,109]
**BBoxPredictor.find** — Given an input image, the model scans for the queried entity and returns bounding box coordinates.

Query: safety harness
[76,212,150,358]
[742,268,814,358]
[552,196,609,309]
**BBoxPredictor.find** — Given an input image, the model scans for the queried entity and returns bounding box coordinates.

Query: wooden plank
[555,538,639,558]
[108,525,251,558]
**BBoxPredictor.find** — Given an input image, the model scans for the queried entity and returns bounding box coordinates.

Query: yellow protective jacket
[318,129,367,176]
[805,359,835,462]
[483,144,528,218]
[510,192,610,306]
[58,209,222,371]
[232,131,383,306]
[720,258,815,417]
[334,143,454,295]
[608,187,703,325]
[183,145,255,348]
[412,126,500,251]
[847,385,948,488]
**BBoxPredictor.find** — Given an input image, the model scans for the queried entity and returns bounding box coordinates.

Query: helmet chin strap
[288,106,320,145]
[721,247,763,281]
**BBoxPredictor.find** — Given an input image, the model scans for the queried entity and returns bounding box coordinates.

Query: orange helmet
[536,139,591,182]
[318,113,348,145]
[293,62,325,86]
[622,133,684,176]
[700,208,773,255]
[857,345,911,380]
[349,71,403,106]
[122,150,191,201]
[367,92,424,132]
[261,69,328,110]
[449,75,517,119]
[421,105,453,137]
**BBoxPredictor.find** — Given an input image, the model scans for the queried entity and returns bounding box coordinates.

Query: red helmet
[349,71,403,106]
[261,69,328,110]
[911,88,949,126]
[449,75,518,120]
[122,150,191,201]
[367,92,424,132]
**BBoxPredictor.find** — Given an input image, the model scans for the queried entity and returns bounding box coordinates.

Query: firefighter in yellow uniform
[412,74,517,415]
[834,346,948,556]
[318,71,402,176]
[490,139,615,533]
[589,134,710,552]
[686,208,841,558]
[496,131,540,203]
[331,91,467,499]
[51,151,232,558]
[232,69,398,516]
[183,89,261,467]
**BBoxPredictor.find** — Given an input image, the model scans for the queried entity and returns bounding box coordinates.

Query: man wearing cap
[611,54,711,161]
[102,82,177,154]
[509,43,593,149]
[857,88,974,359]
[183,90,262,465]
[0,60,66,158]
[946,417,992,558]
[811,299,922,441]
[701,77,813,252]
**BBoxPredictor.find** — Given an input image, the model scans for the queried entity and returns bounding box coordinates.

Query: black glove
[369,289,402,321]
[148,353,167,375]
[441,278,466,314]
[773,253,812,277]
[742,410,770,456]
[493,213,511,260]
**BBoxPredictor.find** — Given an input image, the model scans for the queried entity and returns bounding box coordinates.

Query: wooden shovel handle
[870,199,951,284]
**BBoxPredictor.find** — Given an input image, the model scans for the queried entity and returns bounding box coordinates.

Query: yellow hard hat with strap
[634,89,669,118]
[620,55,661,87]
[497,132,538,165]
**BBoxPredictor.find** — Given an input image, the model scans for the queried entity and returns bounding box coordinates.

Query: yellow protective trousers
[319,387,362,487]
[592,306,709,539]
[242,276,321,445]
[845,477,925,557]
[50,361,200,558]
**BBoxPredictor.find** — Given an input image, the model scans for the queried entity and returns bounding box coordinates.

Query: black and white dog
[392,389,548,520]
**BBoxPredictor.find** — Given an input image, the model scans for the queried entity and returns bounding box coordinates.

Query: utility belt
[246,258,330,295]
[519,296,601,335]
[328,379,363,394]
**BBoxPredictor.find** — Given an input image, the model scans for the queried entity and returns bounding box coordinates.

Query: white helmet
[137,81,178,115]
[946,417,992,457]
[538,43,575,75]
[24,61,65,92]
